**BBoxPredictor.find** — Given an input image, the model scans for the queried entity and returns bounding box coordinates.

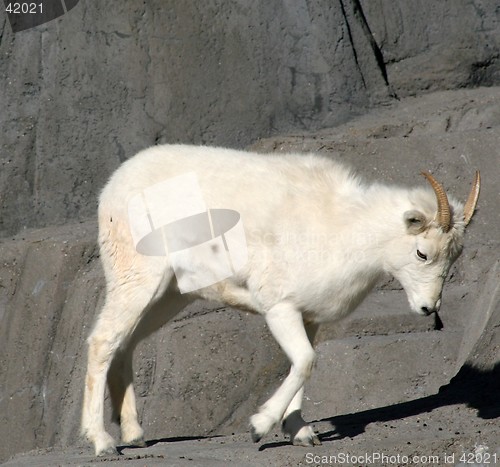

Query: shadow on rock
[120,435,222,454]
[317,363,500,442]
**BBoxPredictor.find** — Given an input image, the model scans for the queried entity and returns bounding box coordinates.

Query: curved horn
[421,171,452,233]
[463,170,480,226]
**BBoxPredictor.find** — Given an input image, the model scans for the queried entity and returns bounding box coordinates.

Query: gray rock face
[363,0,500,93]
[1,1,499,235]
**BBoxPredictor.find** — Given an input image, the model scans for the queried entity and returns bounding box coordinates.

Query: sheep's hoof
[98,445,119,457]
[282,411,321,447]
[249,412,275,443]
[127,436,146,448]
[94,432,119,457]
[292,428,322,447]
[250,425,262,443]
[121,421,146,448]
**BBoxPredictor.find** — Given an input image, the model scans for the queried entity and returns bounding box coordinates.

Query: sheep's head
[388,171,480,321]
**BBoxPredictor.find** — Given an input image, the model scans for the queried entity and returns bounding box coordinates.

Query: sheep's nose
[421,306,432,316]
[421,299,441,316]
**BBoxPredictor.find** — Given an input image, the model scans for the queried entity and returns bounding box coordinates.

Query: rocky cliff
[1,0,499,235]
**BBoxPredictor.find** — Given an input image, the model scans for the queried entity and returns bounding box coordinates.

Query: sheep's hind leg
[249,302,316,443]
[82,308,128,456]
[107,291,193,448]
[82,283,165,456]
[281,322,321,446]
[107,346,145,448]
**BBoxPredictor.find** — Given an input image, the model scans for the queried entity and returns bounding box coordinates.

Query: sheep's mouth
[433,311,444,330]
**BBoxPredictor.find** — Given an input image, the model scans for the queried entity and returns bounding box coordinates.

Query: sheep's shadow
[120,434,222,454]
[144,435,222,448]
[259,363,499,450]
[318,363,499,443]
[123,364,498,453]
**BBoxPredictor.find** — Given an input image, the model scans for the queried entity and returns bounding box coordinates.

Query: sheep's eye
[416,249,428,261]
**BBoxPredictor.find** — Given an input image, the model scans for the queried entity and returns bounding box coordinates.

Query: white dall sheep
[81,144,480,456]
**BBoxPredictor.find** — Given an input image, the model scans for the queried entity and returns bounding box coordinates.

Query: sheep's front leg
[250,302,316,443]
[281,322,321,446]
[282,387,321,446]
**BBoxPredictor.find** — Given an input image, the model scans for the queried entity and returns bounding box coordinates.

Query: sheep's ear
[404,210,427,234]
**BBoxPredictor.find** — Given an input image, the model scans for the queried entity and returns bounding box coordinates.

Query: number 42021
[5,3,43,14]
